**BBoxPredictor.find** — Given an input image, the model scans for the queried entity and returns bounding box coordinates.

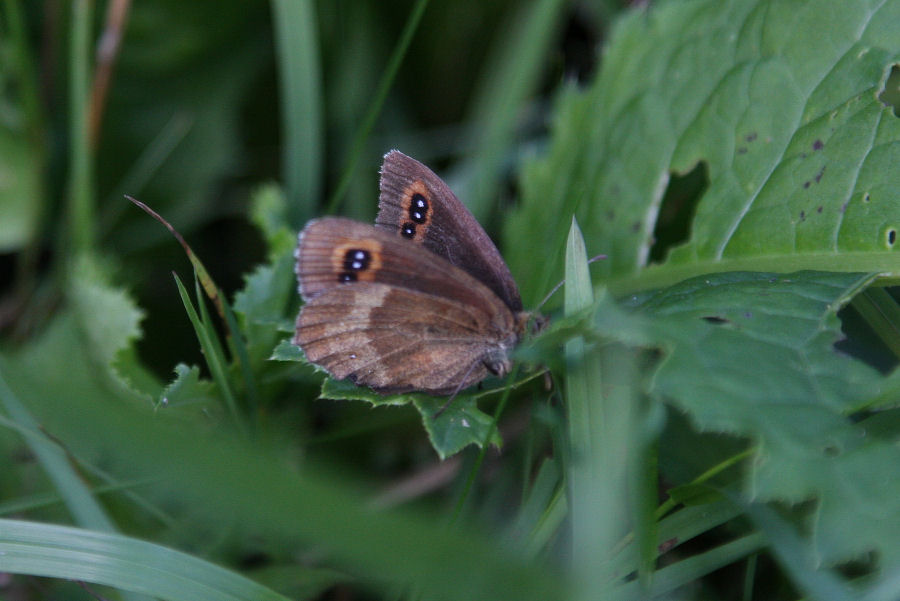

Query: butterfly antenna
[535,254,607,312]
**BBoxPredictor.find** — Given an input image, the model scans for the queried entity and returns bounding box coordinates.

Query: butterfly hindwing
[294,282,497,394]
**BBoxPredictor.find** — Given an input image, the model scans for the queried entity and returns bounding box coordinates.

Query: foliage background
[1,1,900,600]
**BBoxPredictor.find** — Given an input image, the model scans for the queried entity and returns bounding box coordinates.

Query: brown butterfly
[293,150,534,395]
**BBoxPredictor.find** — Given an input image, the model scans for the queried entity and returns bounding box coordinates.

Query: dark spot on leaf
[863,192,871,203]
[799,210,806,221]
[878,64,900,117]
[822,443,841,457]
[745,132,757,143]
[743,311,752,319]
[888,229,897,246]
[649,161,709,264]
[631,221,641,233]
[702,316,729,325]
[803,181,811,189]
[813,139,824,151]
[815,166,826,183]
[239,551,272,570]
[817,206,823,213]
[737,147,747,155]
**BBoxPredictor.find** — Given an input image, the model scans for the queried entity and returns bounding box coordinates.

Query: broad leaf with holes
[625,270,900,571]
[499,0,900,590]
[505,0,900,304]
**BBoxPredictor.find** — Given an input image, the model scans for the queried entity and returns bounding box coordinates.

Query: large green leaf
[506,0,900,307]
[627,270,900,569]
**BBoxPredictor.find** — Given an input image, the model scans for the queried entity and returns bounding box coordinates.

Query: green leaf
[68,254,150,398]
[506,0,900,308]
[630,270,900,569]
[160,363,217,410]
[232,250,295,350]
[248,184,296,257]
[320,378,502,459]
[270,338,304,362]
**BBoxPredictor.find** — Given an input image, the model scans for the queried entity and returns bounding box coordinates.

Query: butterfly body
[293,151,532,395]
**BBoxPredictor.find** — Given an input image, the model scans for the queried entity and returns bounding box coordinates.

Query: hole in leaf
[879,64,900,117]
[835,287,900,374]
[649,161,709,264]
[559,7,601,83]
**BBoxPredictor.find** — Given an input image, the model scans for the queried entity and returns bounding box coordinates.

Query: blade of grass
[173,274,244,435]
[566,217,642,598]
[103,113,193,231]
[127,196,224,317]
[0,519,294,601]
[271,0,323,227]
[609,499,744,579]
[619,533,767,598]
[2,0,49,317]
[0,366,115,531]
[563,217,609,595]
[325,0,430,215]
[450,365,519,524]
[67,0,96,254]
[88,0,130,147]
[461,0,567,220]
[221,294,259,425]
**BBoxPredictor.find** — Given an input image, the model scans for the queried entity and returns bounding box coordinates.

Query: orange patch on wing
[330,239,383,282]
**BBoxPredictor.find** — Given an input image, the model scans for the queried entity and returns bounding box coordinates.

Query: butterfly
[293,150,534,395]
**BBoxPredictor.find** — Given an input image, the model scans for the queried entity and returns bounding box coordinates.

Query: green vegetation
[1,1,899,599]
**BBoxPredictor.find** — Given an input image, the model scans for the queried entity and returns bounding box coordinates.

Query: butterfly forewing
[376,150,523,312]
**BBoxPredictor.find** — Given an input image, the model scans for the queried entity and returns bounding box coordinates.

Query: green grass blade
[0,518,292,601]
[221,294,259,423]
[67,0,95,254]
[461,0,566,220]
[0,366,115,531]
[325,0,430,215]
[563,218,606,591]
[173,274,243,433]
[620,533,767,598]
[271,0,323,227]
[102,112,193,230]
